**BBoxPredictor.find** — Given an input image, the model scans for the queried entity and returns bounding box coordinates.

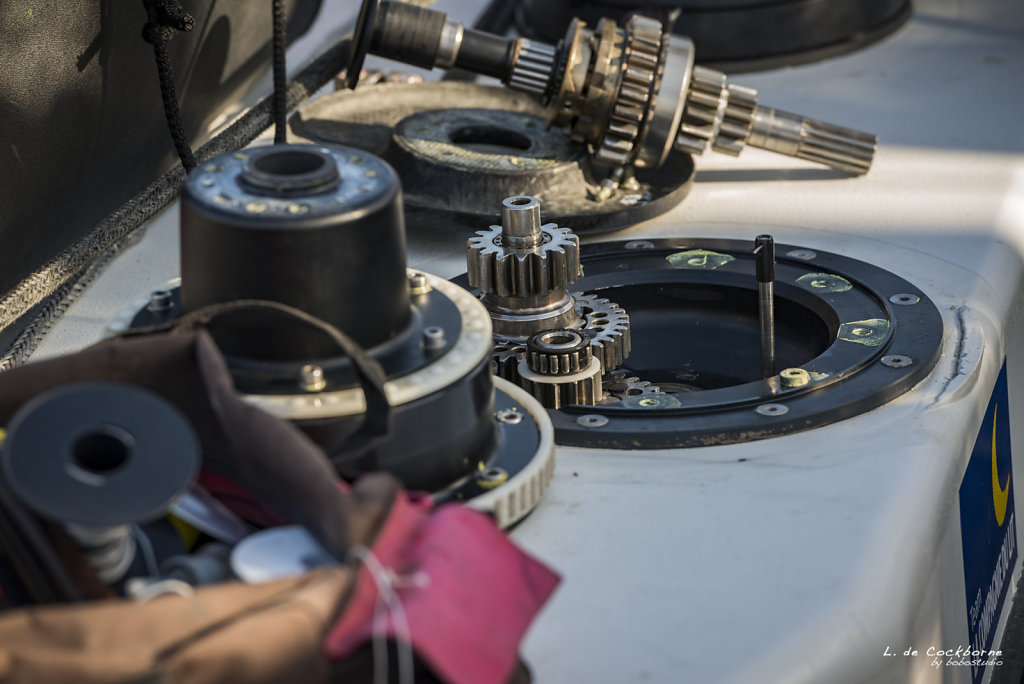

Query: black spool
[180,144,410,359]
[1,382,199,527]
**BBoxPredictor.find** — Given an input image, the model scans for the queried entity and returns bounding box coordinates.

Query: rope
[141,0,197,171]
[272,0,289,144]
[0,36,354,353]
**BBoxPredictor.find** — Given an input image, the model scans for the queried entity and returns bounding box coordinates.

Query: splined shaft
[746,108,877,177]
[360,2,878,174]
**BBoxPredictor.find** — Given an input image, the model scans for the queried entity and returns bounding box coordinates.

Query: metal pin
[754,235,776,379]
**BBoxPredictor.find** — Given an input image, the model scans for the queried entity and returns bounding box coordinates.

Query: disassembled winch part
[350,1,877,175]
[517,329,603,408]
[466,195,631,388]
[108,143,554,527]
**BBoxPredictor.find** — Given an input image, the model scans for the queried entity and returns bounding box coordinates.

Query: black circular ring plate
[2,382,200,526]
[290,82,695,234]
[433,384,541,505]
[463,238,944,449]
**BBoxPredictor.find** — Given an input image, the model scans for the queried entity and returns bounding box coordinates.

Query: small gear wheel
[492,339,528,381]
[573,292,631,372]
[517,329,602,408]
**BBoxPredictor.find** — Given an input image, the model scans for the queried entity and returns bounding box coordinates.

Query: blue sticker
[959,362,1016,684]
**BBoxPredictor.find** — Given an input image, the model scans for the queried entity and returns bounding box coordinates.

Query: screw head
[889,293,920,306]
[780,368,810,388]
[148,289,173,312]
[576,414,609,428]
[408,272,432,295]
[495,408,524,425]
[423,326,447,351]
[787,250,817,260]
[476,466,509,490]
[881,354,913,368]
[299,364,327,392]
[625,240,655,250]
[755,403,789,416]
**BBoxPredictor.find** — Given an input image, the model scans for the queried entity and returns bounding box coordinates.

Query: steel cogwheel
[677,67,759,157]
[491,339,528,382]
[518,371,601,409]
[527,328,593,375]
[573,292,631,371]
[593,15,663,166]
[508,39,557,97]
[676,65,728,155]
[467,223,580,298]
[713,84,757,156]
[602,370,662,401]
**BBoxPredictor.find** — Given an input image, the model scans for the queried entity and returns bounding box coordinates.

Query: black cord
[141,0,197,171]
[272,0,288,143]
[0,37,353,342]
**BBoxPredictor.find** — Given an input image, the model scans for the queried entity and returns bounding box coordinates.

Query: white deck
[30,1,1024,682]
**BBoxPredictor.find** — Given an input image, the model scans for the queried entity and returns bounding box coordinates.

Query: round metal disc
[2,382,200,526]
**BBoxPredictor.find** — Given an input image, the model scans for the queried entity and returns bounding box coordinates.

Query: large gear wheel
[573,292,630,372]
[593,15,663,166]
[467,223,580,298]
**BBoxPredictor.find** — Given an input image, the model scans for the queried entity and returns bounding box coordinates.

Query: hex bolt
[780,368,810,388]
[423,326,447,351]
[298,364,327,392]
[148,289,173,312]
[889,293,920,306]
[408,271,432,295]
[476,466,509,490]
[755,403,789,416]
[495,408,524,425]
[881,354,913,368]
[576,414,609,428]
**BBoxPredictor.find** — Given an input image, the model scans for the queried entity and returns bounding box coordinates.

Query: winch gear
[526,329,593,375]
[593,15,663,166]
[466,196,580,298]
[574,292,631,372]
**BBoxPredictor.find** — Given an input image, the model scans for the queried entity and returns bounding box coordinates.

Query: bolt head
[881,354,913,368]
[576,414,609,428]
[299,364,327,392]
[495,408,524,425]
[755,403,789,416]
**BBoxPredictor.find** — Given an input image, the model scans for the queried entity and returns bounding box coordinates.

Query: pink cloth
[325,493,560,684]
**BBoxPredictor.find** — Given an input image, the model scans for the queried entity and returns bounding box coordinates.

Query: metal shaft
[357,2,878,175]
[747,107,876,177]
[754,235,776,379]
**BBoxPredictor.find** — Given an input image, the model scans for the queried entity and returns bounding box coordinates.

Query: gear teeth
[492,339,528,381]
[602,370,663,403]
[466,224,580,298]
[676,66,729,155]
[573,293,631,372]
[594,15,663,166]
[526,329,593,375]
[508,39,557,97]
[518,371,602,409]
[712,84,757,156]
